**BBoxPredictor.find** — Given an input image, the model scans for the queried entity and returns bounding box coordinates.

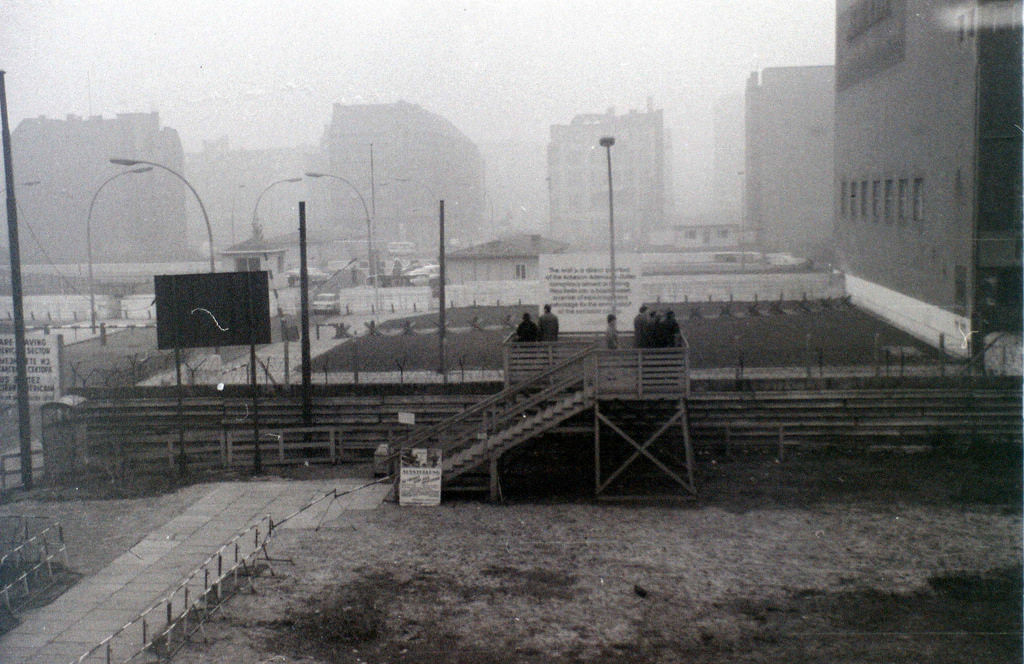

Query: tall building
[834,0,1021,354]
[319,101,485,255]
[744,66,835,262]
[548,102,670,250]
[10,113,191,263]
[184,138,315,251]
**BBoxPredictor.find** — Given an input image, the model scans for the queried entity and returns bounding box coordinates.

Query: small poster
[0,335,60,404]
[399,448,442,506]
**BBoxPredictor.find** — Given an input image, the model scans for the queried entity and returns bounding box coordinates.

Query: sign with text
[399,448,442,506]
[539,253,641,332]
[0,335,60,404]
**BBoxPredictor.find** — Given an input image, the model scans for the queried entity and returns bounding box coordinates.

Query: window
[840,181,847,216]
[860,181,868,217]
[514,263,527,280]
[702,230,711,244]
[717,228,729,239]
[912,178,924,226]
[684,229,697,240]
[872,181,881,222]
[849,180,857,217]
[884,179,894,224]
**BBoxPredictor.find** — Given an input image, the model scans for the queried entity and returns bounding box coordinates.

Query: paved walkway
[0,478,391,664]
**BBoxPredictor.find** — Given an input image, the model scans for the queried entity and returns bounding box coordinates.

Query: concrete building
[184,138,315,252]
[711,94,746,223]
[548,102,670,250]
[319,101,485,254]
[834,0,1022,356]
[11,112,191,263]
[744,66,835,263]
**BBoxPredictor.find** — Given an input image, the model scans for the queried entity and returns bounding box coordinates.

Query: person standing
[659,309,682,347]
[515,312,539,342]
[605,313,619,349]
[633,305,650,348]
[538,303,560,342]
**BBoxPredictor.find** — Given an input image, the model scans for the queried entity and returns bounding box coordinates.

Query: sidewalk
[0,478,391,664]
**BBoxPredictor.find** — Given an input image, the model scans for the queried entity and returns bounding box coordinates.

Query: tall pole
[298,202,312,426]
[87,167,152,331]
[438,200,446,382]
[600,136,616,316]
[369,144,380,312]
[0,71,32,489]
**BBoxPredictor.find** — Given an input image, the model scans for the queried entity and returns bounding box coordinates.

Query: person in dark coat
[515,312,539,342]
[633,305,650,348]
[538,304,559,342]
[649,309,665,347]
[605,313,619,348]
[659,310,682,347]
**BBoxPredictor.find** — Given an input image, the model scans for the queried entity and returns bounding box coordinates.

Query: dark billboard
[155,271,272,350]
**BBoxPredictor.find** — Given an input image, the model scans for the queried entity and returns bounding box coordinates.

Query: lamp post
[86,167,152,331]
[599,136,617,316]
[305,171,379,308]
[251,178,301,239]
[109,158,216,272]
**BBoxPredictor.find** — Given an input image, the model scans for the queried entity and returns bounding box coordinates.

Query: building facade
[745,66,835,263]
[319,101,485,255]
[834,0,1022,354]
[11,113,191,264]
[548,102,670,251]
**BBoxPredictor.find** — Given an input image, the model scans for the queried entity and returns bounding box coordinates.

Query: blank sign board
[154,271,272,350]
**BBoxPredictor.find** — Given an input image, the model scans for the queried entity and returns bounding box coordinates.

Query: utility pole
[0,71,33,489]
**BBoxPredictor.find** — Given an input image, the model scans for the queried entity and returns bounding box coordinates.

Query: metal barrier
[69,515,272,664]
[0,517,68,613]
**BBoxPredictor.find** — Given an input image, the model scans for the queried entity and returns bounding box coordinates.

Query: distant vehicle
[285,266,331,287]
[311,292,340,315]
[404,264,440,286]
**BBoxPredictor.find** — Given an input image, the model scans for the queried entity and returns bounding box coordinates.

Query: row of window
[839,177,924,227]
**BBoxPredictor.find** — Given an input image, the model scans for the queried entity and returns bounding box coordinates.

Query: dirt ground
[150,446,1020,664]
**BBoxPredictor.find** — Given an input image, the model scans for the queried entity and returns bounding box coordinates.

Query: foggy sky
[1,0,835,209]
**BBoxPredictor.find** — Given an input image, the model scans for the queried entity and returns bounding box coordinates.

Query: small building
[219,237,288,288]
[446,234,568,284]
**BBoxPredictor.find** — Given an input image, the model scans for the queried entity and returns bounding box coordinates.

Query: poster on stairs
[399,448,442,506]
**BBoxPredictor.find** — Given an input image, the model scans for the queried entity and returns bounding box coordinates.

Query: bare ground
[156,447,1022,664]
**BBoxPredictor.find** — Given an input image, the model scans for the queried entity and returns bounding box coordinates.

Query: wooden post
[489,453,499,502]
[593,402,601,496]
[777,425,785,462]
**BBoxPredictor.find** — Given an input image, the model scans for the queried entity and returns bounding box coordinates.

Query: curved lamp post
[109,158,216,272]
[86,167,152,331]
[251,177,302,240]
[305,171,379,306]
[599,136,616,316]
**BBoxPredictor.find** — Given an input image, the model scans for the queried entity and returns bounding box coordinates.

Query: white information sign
[539,253,641,332]
[397,411,416,425]
[0,335,60,404]
[399,448,442,506]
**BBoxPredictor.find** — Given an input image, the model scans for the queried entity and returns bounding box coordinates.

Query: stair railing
[405,346,596,457]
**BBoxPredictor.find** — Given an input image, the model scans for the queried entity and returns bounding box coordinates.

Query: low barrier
[0,516,68,614]
[70,515,272,664]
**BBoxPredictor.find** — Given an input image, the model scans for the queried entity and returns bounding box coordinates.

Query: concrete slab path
[0,478,391,664]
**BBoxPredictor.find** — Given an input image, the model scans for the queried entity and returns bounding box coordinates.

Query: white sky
[1,0,836,152]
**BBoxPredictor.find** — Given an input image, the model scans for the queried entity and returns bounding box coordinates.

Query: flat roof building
[834,0,1021,356]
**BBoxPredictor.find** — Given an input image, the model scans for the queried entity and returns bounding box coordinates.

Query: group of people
[514,304,681,349]
[632,304,682,348]
[515,304,559,342]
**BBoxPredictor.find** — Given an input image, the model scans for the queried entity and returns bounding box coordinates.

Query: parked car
[311,292,340,315]
[404,264,440,286]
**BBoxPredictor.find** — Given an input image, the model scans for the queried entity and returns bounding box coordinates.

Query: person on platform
[634,304,651,347]
[515,312,539,342]
[538,304,560,342]
[659,309,682,347]
[605,313,619,349]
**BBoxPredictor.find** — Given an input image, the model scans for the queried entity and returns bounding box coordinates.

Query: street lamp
[305,171,379,307]
[251,178,301,240]
[599,136,616,316]
[109,158,216,272]
[86,167,152,331]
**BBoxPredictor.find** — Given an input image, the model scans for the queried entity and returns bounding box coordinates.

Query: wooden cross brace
[596,405,694,495]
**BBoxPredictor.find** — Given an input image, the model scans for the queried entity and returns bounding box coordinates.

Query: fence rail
[0,517,68,614]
